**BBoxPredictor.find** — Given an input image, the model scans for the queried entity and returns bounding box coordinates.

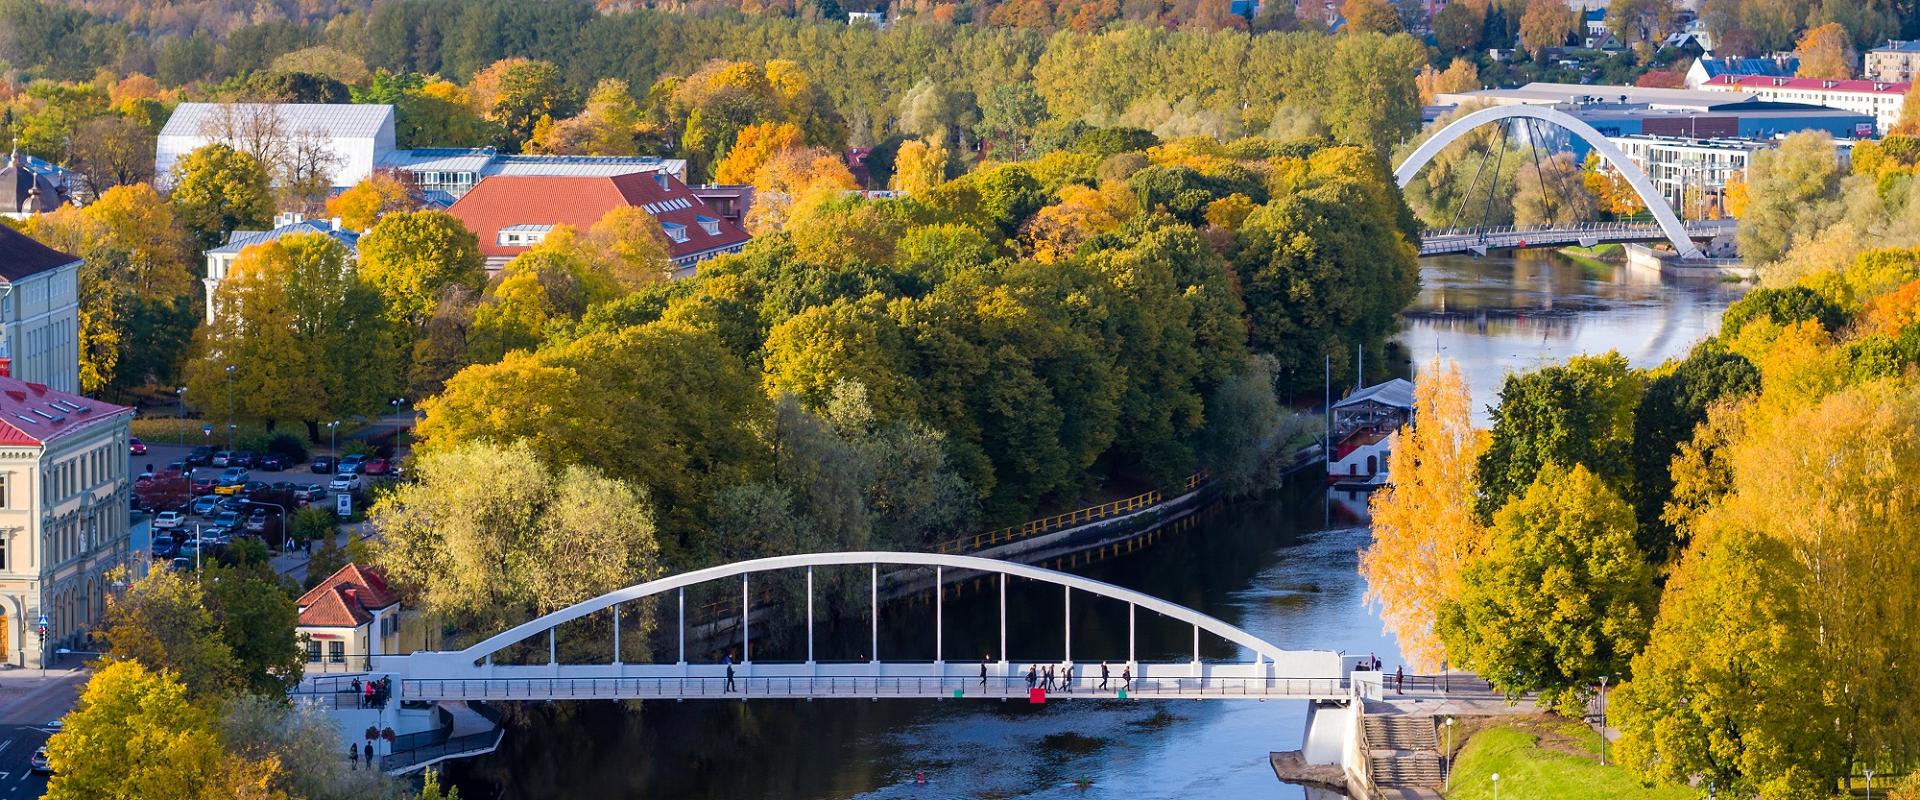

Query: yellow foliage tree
[742,147,858,234]
[325,172,418,231]
[713,122,807,185]
[1517,0,1578,58]
[1722,171,1750,217]
[1794,22,1857,80]
[47,661,291,800]
[1416,60,1480,105]
[1019,182,1138,264]
[1895,84,1920,136]
[1360,359,1491,671]
[890,138,950,195]
[1341,0,1402,33]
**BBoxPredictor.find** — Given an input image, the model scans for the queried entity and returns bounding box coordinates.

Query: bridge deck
[1419,220,1734,256]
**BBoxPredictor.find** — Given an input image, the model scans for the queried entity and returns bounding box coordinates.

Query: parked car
[150,536,178,559]
[268,481,298,494]
[128,437,147,455]
[190,496,221,516]
[337,455,367,475]
[186,446,214,466]
[293,485,324,504]
[363,458,391,476]
[192,476,218,495]
[170,556,194,571]
[329,474,362,493]
[245,509,272,533]
[232,451,258,468]
[166,460,188,473]
[311,456,336,474]
[210,451,233,467]
[30,747,49,774]
[213,510,241,528]
[213,468,249,495]
[153,511,185,530]
[198,528,232,546]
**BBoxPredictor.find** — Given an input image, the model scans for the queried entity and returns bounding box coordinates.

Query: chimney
[330,217,343,232]
[343,587,359,608]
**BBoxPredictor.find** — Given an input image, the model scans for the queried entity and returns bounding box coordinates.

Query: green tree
[202,566,302,697]
[99,568,235,699]
[1628,346,1759,560]
[976,81,1047,154]
[1476,351,1644,520]
[356,210,488,327]
[185,233,399,436]
[167,143,275,250]
[1438,464,1658,715]
[469,58,577,152]
[1737,131,1845,265]
[372,440,664,646]
[1720,286,1848,338]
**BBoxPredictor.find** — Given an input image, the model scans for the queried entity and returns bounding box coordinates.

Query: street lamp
[175,387,187,454]
[1491,772,1499,800]
[1444,717,1455,791]
[223,365,236,452]
[328,420,340,458]
[1599,675,1610,766]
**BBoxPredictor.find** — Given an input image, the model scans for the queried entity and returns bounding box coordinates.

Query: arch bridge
[1395,104,1717,259]
[365,552,1355,703]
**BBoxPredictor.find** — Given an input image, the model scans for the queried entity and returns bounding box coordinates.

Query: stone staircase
[1363,712,1445,792]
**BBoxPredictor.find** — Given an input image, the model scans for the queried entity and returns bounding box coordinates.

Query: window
[662,222,688,243]
[0,472,9,509]
[307,640,321,662]
[696,215,721,236]
[328,641,345,663]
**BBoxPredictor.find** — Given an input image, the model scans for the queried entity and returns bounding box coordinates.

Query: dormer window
[662,222,688,243]
[696,215,720,236]
[498,224,552,247]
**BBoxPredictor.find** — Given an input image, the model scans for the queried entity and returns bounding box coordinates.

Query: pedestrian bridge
[1419,219,1735,257]
[362,552,1356,703]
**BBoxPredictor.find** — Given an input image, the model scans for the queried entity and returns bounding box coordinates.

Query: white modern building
[202,216,360,323]
[377,148,689,204]
[1701,75,1912,134]
[0,227,80,395]
[157,103,398,191]
[1607,135,1773,218]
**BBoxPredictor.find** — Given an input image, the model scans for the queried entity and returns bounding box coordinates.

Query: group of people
[349,675,392,709]
[982,657,1131,693]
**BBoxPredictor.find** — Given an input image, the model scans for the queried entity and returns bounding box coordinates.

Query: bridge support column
[1064,586,1071,664]
[1128,603,1135,664]
[934,567,943,665]
[870,564,879,664]
[612,604,621,666]
[1191,624,1200,679]
[742,574,750,665]
[806,567,815,665]
[677,587,686,669]
[998,573,1008,677]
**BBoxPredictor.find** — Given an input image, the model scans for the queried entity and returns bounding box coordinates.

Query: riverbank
[1442,716,1690,800]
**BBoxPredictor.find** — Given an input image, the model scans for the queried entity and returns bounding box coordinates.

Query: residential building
[1865,40,1920,83]
[0,359,135,668]
[376,149,690,204]
[847,10,887,26]
[447,171,753,278]
[157,103,398,190]
[691,184,755,227]
[1433,82,1879,141]
[1684,55,1797,89]
[297,563,439,673]
[202,216,360,323]
[0,151,71,219]
[1606,135,1773,218]
[0,227,81,395]
[1327,379,1414,487]
[1700,75,1911,134]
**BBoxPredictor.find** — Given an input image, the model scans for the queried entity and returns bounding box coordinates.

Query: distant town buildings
[157,103,397,191]
[0,227,132,667]
[1700,75,1911,134]
[1431,82,1879,140]
[202,215,362,323]
[446,171,752,278]
[376,149,689,204]
[1865,40,1920,83]
[1607,135,1776,218]
[1684,56,1797,89]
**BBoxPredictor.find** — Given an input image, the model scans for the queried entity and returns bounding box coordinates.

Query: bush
[341,440,376,459]
[288,506,334,544]
[222,538,269,568]
[265,432,309,464]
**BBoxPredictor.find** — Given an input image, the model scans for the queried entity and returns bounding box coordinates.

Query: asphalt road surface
[0,671,85,799]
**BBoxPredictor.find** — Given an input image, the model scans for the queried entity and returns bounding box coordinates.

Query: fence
[932,472,1206,555]
[399,672,1352,701]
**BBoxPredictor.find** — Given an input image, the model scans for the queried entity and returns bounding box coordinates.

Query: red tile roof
[0,374,130,447]
[446,170,753,263]
[1707,75,1912,94]
[297,563,399,629]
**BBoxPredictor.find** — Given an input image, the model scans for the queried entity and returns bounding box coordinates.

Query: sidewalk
[273,521,376,584]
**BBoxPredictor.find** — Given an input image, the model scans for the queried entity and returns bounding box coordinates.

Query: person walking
[363,742,373,766]
[1061,663,1073,693]
[724,654,737,692]
[1395,664,1405,694]
[349,741,359,770]
[980,655,989,688]
[1043,665,1054,691]
[1099,662,1110,690]
[1122,664,1132,691]
[1025,664,1037,690]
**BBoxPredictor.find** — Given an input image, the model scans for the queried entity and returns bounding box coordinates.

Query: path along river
[441,250,1744,799]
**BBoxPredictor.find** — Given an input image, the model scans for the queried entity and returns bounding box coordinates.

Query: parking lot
[130,437,390,564]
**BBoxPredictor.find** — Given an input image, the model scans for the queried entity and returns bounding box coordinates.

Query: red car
[191,476,218,495]
[363,458,391,476]
[129,438,148,456]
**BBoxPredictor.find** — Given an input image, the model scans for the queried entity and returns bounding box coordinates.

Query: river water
[441,250,1742,799]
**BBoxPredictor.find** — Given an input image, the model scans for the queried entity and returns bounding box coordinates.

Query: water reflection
[1400,251,1745,423]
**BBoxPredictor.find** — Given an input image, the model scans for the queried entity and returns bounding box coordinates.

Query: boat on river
[1326,379,1414,489]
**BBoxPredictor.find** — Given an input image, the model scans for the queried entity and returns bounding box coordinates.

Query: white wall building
[1701,75,1912,134]
[156,103,398,190]
[202,217,360,323]
[1607,135,1771,218]
[0,227,81,395]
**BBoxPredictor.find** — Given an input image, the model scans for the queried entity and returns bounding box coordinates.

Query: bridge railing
[399,672,1352,701]
[931,472,1207,555]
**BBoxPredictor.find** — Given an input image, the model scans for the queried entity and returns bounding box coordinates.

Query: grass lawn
[1444,716,1698,800]
[1556,244,1626,275]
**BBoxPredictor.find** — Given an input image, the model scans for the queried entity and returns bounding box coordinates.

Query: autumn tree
[1416,60,1480,104]
[99,568,235,699]
[1341,0,1402,32]
[531,79,642,156]
[47,661,288,800]
[1438,464,1657,715]
[67,116,154,198]
[1360,360,1490,671]
[1518,0,1579,59]
[890,137,950,195]
[1476,351,1644,520]
[469,58,577,152]
[185,233,398,435]
[324,172,419,231]
[168,143,274,249]
[1512,152,1597,225]
[1021,182,1138,264]
[1627,345,1759,560]
[585,206,678,290]
[712,122,807,185]
[373,439,663,649]
[1606,0,1676,52]
[355,210,487,327]
[1737,131,1844,264]
[1794,22,1857,80]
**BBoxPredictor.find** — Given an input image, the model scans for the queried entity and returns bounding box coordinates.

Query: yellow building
[297,563,439,674]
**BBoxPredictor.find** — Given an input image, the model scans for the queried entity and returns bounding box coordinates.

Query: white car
[152,511,186,530]
[329,475,362,493]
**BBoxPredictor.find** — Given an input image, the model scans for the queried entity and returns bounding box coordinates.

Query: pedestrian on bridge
[364,742,373,766]
[1395,665,1404,694]
[724,654,737,692]
[1122,665,1132,691]
[1099,662,1110,690]
[1061,663,1073,693]
[1042,665,1054,690]
[1026,664,1037,690]
[980,656,989,688]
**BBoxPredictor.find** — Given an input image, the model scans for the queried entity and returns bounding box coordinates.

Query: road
[0,670,87,799]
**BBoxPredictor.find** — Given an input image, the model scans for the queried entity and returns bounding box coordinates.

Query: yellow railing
[933,472,1207,555]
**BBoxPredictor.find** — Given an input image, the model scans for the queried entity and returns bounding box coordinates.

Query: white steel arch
[1394,104,1702,258]
[456,551,1300,666]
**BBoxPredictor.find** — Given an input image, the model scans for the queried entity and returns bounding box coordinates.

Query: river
[441,249,1743,799]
